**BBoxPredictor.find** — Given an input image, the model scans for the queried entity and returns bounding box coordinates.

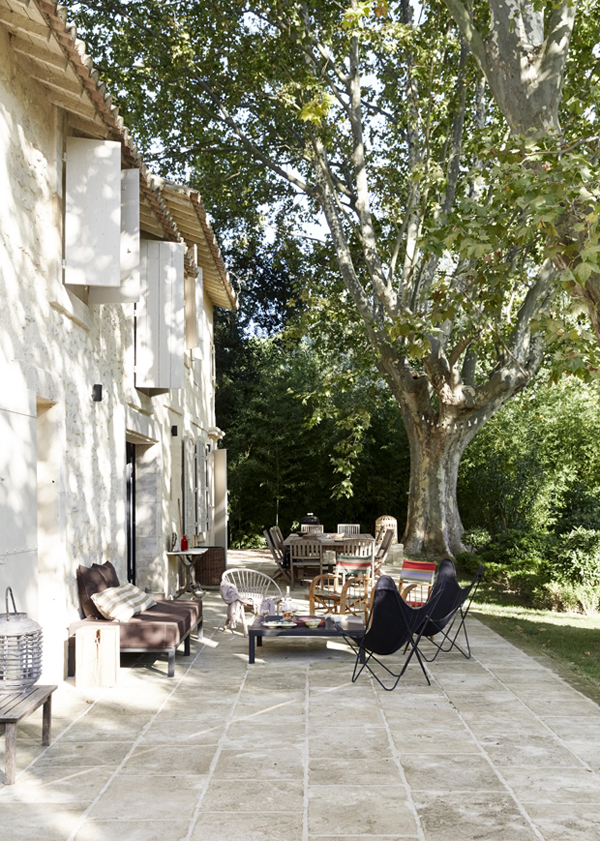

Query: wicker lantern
[0,588,43,694]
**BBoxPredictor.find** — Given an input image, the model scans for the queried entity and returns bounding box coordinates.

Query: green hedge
[457,527,600,614]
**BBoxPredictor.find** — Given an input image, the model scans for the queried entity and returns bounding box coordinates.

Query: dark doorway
[126,441,136,584]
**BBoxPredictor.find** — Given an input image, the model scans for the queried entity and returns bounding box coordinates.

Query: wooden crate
[75,623,120,688]
[194,547,226,587]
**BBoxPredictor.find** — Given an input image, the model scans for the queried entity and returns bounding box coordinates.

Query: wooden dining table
[283,533,376,584]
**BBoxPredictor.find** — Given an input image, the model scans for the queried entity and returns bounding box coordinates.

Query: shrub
[462,527,491,551]
[552,527,600,588]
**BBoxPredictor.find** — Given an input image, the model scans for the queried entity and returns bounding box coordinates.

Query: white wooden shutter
[183,437,196,536]
[198,443,207,533]
[89,169,140,304]
[65,138,121,287]
[185,266,204,353]
[136,241,185,389]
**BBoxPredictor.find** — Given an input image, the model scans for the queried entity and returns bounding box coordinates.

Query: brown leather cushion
[118,600,201,649]
[77,561,121,619]
[94,561,120,588]
[68,599,201,650]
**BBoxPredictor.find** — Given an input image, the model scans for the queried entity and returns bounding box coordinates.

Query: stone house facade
[0,0,236,681]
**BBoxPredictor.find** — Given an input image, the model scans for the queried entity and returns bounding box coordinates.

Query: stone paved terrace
[2,550,600,841]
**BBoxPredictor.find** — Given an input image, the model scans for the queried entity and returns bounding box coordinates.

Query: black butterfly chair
[415,558,483,662]
[337,574,444,690]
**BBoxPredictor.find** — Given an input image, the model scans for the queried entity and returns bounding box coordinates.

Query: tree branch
[441,0,490,79]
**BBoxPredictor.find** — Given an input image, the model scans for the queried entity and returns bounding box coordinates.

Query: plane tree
[67,0,600,556]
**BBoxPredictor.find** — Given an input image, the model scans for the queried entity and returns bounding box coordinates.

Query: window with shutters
[65,138,121,288]
[136,241,185,391]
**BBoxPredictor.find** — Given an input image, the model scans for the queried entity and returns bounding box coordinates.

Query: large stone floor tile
[499,766,600,803]
[309,752,400,784]
[402,753,504,793]
[0,766,114,804]
[88,773,207,820]
[511,689,600,717]
[441,689,518,708]
[542,715,600,741]
[200,778,304,811]
[212,746,303,779]
[59,714,153,742]
[225,719,305,749]
[308,703,383,726]
[308,784,417,835]
[122,744,218,775]
[139,717,226,745]
[34,741,132,767]
[74,818,191,841]
[189,811,303,841]
[0,802,87,839]
[459,711,549,738]
[525,802,600,840]
[392,730,480,754]
[563,740,600,770]
[478,733,586,768]
[414,791,539,840]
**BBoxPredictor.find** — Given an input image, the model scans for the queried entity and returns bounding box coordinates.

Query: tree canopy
[65,0,600,555]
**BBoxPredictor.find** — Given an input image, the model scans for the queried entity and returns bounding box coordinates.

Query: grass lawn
[465,575,600,702]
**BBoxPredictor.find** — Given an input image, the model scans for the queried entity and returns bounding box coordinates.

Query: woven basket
[0,588,43,694]
[194,547,227,587]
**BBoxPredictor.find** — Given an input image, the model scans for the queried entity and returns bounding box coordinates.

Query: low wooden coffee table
[248,615,364,664]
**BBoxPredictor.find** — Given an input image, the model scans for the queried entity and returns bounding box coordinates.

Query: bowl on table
[302,617,322,629]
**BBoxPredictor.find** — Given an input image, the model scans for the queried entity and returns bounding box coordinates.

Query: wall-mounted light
[92,384,103,402]
[171,425,178,437]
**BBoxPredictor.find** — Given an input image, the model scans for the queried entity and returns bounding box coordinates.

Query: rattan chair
[221,568,283,633]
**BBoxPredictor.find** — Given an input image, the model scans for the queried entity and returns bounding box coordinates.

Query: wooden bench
[0,685,57,785]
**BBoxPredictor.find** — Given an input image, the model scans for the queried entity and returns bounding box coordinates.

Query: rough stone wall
[0,32,219,681]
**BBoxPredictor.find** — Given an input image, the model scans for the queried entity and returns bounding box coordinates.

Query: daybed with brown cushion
[67,562,202,677]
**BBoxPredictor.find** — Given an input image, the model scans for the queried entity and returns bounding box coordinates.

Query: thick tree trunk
[401,414,474,559]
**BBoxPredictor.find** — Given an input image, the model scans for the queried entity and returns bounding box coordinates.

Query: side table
[0,684,57,785]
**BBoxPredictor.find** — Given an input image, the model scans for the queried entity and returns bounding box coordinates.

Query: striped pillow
[400,559,437,585]
[91,583,156,621]
[337,555,372,575]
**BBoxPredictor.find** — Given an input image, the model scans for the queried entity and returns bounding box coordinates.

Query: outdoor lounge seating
[289,539,323,586]
[308,554,373,618]
[220,568,282,633]
[68,562,202,678]
[300,523,324,534]
[398,558,437,606]
[374,528,394,575]
[264,528,291,583]
[415,559,483,662]
[337,523,360,535]
[338,574,443,689]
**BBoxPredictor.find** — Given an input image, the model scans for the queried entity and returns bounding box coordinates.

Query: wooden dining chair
[398,559,437,607]
[289,540,323,587]
[337,523,360,535]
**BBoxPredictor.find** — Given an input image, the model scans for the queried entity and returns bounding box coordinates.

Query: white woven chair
[221,568,283,633]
